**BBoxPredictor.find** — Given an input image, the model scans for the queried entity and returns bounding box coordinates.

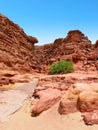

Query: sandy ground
[0,79,38,123]
[0,100,98,130]
[0,71,98,130]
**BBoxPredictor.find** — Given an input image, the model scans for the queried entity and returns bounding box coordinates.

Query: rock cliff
[34,30,98,73]
[0,14,38,72]
[0,14,97,73]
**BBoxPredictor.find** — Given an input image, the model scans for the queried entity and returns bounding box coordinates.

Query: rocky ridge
[34,30,98,73]
[0,14,38,72]
[31,72,98,125]
[0,14,98,73]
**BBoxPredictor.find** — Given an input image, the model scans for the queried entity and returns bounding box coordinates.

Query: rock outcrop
[78,91,98,112]
[82,110,98,125]
[0,14,38,72]
[0,14,97,73]
[78,91,98,125]
[31,88,61,116]
[34,30,98,73]
[59,93,78,114]
[31,72,98,125]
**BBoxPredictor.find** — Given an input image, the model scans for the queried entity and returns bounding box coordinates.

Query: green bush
[49,60,74,74]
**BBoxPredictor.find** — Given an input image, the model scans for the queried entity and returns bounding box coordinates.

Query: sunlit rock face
[35,30,98,73]
[0,14,38,72]
[0,13,97,73]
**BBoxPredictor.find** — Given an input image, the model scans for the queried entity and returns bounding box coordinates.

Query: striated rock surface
[35,30,98,73]
[0,14,38,72]
[0,14,97,73]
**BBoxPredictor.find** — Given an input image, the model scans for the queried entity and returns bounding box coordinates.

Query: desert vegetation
[49,60,74,74]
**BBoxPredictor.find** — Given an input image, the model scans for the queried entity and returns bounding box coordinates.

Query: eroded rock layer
[0,14,98,73]
[34,30,98,73]
[0,14,38,72]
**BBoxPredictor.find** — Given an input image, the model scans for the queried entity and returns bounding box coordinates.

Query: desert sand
[0,100,98,130]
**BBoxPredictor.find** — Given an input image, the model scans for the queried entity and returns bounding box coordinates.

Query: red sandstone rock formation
[63,30,91,43]
[31,88,61,116]
[31,73,98,125]
[78,91,98,112]
[0,13,98,126]
[95,40,98,48]
[59,93,78,114]
[34,30,98,73]
[0,14,38,72]
[0,13,97,73]
[82,110,98,125]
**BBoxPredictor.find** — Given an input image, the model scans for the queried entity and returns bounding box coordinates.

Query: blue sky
[0,0,98,45]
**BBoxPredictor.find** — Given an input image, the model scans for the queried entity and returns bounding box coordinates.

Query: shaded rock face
[95,40,98,48]
[0,14,38,72]
[59,93,78,114]
[35,30,98,73]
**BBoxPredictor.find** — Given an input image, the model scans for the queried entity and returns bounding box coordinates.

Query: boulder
[82,110,98,125]
[31,88,61,116]
[59,92,78,114]
[78,91,98,112]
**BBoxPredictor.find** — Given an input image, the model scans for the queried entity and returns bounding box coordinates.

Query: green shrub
[49,60,74,74]
[95,90,98,93]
